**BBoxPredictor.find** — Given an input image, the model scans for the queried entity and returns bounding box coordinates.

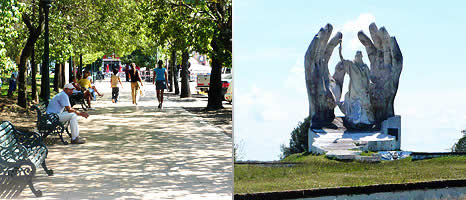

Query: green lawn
[0,76,57,98]
[234,153,466,194]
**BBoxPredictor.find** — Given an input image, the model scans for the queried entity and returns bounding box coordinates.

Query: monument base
[308,116,401,159]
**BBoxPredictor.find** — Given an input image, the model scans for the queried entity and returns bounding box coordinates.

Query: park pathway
[20,80,232,199]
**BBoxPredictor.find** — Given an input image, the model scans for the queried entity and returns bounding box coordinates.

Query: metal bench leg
[27,179,42,197]
[65,127,72,140]
[58,129,69,145]
[41,161,54,176]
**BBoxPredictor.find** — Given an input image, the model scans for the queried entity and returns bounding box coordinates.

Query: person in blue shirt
[153,60,169,109]
[7,71,17,97]
[47,83,89,144]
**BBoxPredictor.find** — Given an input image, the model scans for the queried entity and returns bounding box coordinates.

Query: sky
[233,0,466,161]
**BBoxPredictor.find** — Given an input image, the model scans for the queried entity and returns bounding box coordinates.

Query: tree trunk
[17,7,44,108]
[69,56,73,80]
[53,63,60,92]
[206,37,226,110]
[180,50,191,98]
[17,55,29,108]
[206,53,223,110]
[60,63,66,87]
[31,45,38,103]
[18,36,38,107]
[171,50,179,94]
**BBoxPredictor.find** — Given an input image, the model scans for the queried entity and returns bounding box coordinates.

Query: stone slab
[326,150,360,160]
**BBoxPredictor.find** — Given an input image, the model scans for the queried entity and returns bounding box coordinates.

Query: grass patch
[0,77,57,98]
[234,153,466,194]
[360,151,377,156]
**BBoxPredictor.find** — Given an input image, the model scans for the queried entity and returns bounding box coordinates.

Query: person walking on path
[128,63,143,105]
[111,68,123,103]
[47,83,89,144]
[124,65,130,82]
[153,60,169,109]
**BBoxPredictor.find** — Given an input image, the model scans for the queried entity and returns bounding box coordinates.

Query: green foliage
[121,49,157,69]
[360,151,377,156]
[281,117,311,159]
[452,131,466,153]
[0,0,24,74]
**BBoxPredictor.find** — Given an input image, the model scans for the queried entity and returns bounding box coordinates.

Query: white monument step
[309,116,401,160]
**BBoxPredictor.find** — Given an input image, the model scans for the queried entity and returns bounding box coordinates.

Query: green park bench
[0,121,53,198]
[31,103,71,145]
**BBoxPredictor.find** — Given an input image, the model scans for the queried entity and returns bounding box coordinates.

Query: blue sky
[233,1,466,161]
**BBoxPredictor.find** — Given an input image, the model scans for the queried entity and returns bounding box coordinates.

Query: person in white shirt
[46,83,89,144]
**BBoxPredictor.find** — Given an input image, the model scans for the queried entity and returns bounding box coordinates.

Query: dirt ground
[0,96,37,132]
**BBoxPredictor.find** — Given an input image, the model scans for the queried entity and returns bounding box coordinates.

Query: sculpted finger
[379,27,392,66]
[323,32,342,64]
[390,36,403,76]
[305,34,320,64]
[305,34,320,78]
[369,23,382,49]
[357,31,376,65]
[316,24,333,59]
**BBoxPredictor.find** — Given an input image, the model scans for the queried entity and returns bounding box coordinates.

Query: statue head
[354,51,363,64]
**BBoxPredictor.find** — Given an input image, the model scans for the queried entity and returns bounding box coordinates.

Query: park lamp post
[40,0,51,104]
[67,23,73,80]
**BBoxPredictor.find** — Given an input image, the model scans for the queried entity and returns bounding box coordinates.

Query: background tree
[204,1,232,110]
[452,130,466,153]
[16,0,44,107]
[280,117,310,159]
[0,0,23,76]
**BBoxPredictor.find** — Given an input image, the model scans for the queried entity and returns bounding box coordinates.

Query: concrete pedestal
[308,116,401,157]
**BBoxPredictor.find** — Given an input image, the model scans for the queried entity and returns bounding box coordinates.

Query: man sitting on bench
[46,83,89,144]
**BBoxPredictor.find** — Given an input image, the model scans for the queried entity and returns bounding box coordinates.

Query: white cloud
[284,58,306,94]
[327,13,376,75]
[338,13,376,51]
[235,63,310,161]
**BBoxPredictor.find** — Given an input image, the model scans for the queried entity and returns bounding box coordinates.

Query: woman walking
[153,60,168,109]
[128,63,143,105]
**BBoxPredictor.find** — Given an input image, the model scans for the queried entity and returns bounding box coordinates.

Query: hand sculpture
[358,23,403,124]
[305,23,403,129]
[304,24,342,128]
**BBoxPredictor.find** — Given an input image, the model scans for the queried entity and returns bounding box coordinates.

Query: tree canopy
[1,0,231,110]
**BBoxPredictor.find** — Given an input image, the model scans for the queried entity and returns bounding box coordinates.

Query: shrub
[452,130,466,153]
[281,117,311,159]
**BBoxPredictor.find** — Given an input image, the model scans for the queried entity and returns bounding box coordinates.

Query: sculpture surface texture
[305,23,403,129]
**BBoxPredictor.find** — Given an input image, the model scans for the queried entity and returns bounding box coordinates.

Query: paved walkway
[20,80,232,199]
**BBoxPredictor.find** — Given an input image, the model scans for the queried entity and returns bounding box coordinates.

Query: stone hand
[305,24,342,127]
[357,23,403,123]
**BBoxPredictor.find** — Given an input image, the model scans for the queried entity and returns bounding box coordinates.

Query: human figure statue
[338,47,374,129]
